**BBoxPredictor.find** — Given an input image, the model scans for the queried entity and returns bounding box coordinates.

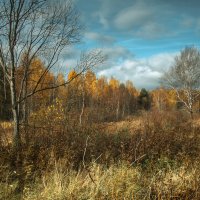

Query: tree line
[1,55,197,124]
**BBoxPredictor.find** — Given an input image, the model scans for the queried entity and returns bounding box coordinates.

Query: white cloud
[102,46,133,59]
[93,12,109,29]
[135,22,166,39]
[144,52,177,71]
[113,2,172,39]
[114,4,153,30]
[84,32,115,44]
[97,52,177,89]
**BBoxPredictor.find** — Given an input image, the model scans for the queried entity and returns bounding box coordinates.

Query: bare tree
[0,0,104,150]
[162,46,200,119]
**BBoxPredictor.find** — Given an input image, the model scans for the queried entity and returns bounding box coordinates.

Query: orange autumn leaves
[14,56,179,122]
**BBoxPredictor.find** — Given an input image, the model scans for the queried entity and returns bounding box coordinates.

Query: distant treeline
[0,57,199,122]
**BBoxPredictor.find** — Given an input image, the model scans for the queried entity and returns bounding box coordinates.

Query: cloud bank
[98,52,177,89]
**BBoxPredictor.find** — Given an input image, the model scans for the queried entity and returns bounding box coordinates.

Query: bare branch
[18,50,105,103]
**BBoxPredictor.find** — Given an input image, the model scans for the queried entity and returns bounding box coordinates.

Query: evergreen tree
[137,88,151,110]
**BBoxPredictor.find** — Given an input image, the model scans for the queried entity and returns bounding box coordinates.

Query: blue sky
[63,0,200,89]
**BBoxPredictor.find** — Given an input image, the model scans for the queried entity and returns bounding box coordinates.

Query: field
[0,111,200,200]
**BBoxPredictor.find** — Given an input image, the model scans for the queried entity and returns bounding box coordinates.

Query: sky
[63,0,200,89]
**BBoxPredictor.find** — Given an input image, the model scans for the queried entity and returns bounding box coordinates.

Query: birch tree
[163,47,200,118]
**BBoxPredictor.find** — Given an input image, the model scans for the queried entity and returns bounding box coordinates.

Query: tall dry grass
[3,159,197,200]
[0,110,200,199]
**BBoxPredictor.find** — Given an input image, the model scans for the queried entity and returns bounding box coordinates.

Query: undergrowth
[0,111,200,199]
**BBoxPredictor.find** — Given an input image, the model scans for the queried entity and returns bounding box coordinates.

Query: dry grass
[1,111,200,199]
[103,116,143,134]
[0,121,13,146]
[23,162,140,200]
[0,159,194,200]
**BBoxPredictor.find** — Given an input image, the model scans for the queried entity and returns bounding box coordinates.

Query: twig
[130,154,146,166]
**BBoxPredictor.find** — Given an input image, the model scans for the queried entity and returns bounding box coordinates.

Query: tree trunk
[10,78,21,149]
[10,73,24,194]
[23,76,29,145]
[79,90,85,125]
[116,100,120,121]
[23,97,29,144]
[199,100,200,113]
